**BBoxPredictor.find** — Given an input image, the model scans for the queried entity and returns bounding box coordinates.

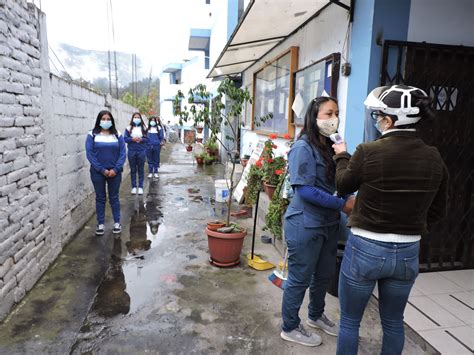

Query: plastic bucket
[215,179,230,202]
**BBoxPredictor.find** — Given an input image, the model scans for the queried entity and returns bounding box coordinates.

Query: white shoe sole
[96,231,104,236]
[306,320,338,337]
[280,331,322,347]
[112,229,121,234]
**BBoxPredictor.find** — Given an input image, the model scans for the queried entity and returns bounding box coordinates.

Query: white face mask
[316,117,339,137]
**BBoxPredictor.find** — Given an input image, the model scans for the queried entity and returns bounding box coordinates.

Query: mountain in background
[50,43,160,103]
[51,43,148,88]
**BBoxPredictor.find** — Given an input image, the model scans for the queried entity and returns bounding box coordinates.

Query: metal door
[381,40,474,271]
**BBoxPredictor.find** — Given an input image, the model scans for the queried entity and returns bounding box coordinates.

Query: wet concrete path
[0,143,437,354]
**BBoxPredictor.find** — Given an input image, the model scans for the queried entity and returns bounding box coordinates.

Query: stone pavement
[0,143,437,354]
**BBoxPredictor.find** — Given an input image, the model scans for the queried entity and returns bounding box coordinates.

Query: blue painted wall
[344,0,411,152]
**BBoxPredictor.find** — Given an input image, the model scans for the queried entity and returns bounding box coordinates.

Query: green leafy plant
[173,78,272,227]
[203,153,215,165]
[263,172,289,240]
[246,164,263,204]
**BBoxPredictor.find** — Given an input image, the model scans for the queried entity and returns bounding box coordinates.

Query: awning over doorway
[207,0,350,78]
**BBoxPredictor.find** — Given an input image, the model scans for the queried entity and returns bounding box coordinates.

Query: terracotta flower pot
[196,157,204,165]
[206,227,247,267]
[263,182,277,200]
[241,158,248,167]
[196,127,203,134]
[207,221,225,231]
[186,145,193,152]
[196,137,203,143]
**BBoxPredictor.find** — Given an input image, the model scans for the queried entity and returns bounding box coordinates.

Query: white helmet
[364,85,428,126]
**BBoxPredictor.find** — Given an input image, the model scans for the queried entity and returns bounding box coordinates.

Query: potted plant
[174,78,271,267]
[194,152,205,165]
[204,137,219,159]
[203,153,214,165]
[261,137,286,199]
[196,125,204,134]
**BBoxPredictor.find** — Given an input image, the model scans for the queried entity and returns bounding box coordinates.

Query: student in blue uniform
[85,110,126,236]
[146,116,165,178]
[124,112,148,195]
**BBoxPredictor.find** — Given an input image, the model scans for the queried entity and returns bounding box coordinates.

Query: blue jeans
[90,168,122,224]
[128,150,146,188]
[282,212,339,332]
[146,145,161,173]
[337,234,420,355]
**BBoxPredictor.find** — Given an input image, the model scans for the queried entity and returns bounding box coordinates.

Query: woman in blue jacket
[85,110,126,236]
[124,112,148,195]
[146,116,165,178]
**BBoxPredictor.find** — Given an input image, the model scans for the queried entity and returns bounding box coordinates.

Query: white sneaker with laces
[147,173,153,178]
[306,313,339,336]
[138,187,144,195]
[131,187,137,194]
[154,173,159,178]
[280,324,322,347]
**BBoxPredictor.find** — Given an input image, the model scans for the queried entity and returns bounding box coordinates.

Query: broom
[268,247,288,289]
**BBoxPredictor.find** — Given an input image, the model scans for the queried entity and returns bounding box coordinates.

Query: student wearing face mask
[146,116,165,178]
[124,112,148,195]
[280,97,355,347]
[85,110,126,236]
[332,85,449,355]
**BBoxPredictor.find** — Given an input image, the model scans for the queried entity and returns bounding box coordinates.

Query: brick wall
[0,0,136,319]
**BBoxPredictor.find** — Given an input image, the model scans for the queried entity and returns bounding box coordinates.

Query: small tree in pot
[174,78,271,227]
[173,79,271,266]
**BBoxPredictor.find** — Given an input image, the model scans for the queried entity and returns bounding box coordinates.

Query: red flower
[269,133,278,140]
[275,169,285,175]
[266,158,274,163]
[284,134,291,140]
[272,144,278,149]
[255,160,263,167]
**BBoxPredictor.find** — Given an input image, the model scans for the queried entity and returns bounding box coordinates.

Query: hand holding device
[330,132,343,144]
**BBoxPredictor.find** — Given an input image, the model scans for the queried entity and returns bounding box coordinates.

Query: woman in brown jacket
[332,85,449,355]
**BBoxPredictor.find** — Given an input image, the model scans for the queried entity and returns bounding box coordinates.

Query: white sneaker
[138,187,144,195]
[131,187,137,194]
[154,173,159,178]
[147,173,153,178]
[95,224,105,236]
[112,223,122,234]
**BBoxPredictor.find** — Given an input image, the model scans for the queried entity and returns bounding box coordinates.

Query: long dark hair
[93,110,118,135]
[297,96,338,182]
[146,116,163,133]
[128,112,147,136]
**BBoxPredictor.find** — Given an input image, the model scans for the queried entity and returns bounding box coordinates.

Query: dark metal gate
[381,40,474,271]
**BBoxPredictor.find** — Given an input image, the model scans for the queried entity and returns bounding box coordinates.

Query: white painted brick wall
[0,0,137,320]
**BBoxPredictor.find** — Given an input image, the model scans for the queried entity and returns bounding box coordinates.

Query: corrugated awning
[208,0,350,78]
